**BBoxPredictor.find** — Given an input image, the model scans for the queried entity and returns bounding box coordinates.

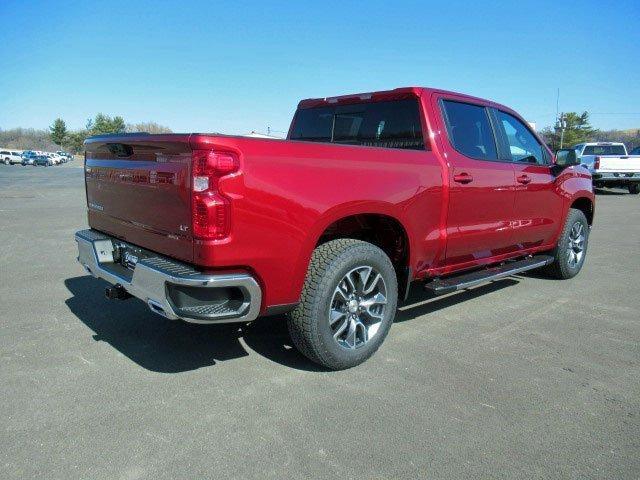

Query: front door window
[495,111,545,165]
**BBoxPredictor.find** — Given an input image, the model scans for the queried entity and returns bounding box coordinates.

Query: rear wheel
[288,239,398,370]
[628,184,640,195]
[543,208,589,279]
[3,158,9,165]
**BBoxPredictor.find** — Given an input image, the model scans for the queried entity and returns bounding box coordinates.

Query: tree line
[0,115,172,154]
[2,111,638,154]
[48,115,173,153]
[539,112,640,151]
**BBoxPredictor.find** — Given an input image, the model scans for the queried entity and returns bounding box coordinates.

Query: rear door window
[290,99,425,150]
[441,100,498,160]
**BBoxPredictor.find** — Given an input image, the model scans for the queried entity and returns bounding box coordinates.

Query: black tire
[543,208,589,279]
[3,158,9,165]
[628,184,640,195]
[288,239,398,370]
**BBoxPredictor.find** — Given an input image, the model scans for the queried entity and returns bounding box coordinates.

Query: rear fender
[289,201,412,302]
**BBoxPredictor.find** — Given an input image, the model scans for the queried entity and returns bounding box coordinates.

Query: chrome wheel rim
[329,266,387,350]
[567,222,586,268]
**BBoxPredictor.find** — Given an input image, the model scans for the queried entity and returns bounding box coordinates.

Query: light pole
[556,113,567,149]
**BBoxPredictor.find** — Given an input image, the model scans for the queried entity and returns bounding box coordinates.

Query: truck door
[491,108,562,249]
[436,97,518,267]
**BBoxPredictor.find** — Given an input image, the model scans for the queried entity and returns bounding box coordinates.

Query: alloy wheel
[329,266,388,350]
[567,222,586,268]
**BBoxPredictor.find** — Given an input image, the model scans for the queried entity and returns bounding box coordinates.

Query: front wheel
[543,208,589,279]
[288,239,398,370]
[628,184,640,195]
[3,158,9,165]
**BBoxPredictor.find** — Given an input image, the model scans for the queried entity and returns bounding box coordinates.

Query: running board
[424,255,554,296]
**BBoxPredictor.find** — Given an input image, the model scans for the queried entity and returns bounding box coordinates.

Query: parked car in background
[21,151,36,165]
[76,86,595,369]
[34,155,53,167]
[56,150,73,161]
[52,152,66,163]
[45,153,63,165]
[1,150,23,165]
[573,142,640,194]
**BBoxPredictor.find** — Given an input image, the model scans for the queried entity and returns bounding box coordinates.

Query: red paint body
[84,87,594,312]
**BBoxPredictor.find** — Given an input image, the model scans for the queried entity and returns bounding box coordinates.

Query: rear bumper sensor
[75,229,262,324]
[425,255,554,296]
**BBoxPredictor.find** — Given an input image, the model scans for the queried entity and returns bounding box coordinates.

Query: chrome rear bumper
[75,229,262,324]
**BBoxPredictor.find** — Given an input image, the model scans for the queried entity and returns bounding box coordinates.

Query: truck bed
[84,131,440,306]
[594,155,640,173]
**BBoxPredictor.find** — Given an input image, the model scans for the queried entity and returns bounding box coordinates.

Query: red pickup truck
[76,87,594,369]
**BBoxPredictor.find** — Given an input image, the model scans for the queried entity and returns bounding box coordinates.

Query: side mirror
[555,149,579,167]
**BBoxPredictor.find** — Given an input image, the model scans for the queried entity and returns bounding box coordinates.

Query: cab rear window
[290,99,426,150]
[583,145,626,156]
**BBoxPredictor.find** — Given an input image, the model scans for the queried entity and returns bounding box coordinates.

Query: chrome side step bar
[424,255,554,296]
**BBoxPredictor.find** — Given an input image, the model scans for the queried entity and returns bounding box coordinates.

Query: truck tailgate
[84,134,194,263]
[597,155,640,173]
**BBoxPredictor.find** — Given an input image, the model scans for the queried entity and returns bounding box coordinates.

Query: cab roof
[297,87,511,112]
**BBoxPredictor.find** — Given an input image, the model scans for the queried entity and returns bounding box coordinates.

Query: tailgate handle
[107,143,134,157]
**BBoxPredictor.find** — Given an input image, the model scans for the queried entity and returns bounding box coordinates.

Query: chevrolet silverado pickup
[573,142,640,194]
[76,87,594,369]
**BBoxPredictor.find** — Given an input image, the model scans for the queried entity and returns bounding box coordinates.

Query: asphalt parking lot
[1,162,639,480]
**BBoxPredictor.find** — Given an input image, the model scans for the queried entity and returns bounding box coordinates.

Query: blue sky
[1,0,639,134]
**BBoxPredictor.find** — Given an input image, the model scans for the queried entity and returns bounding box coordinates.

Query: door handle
[453,173,473,184]
[517,174,531,185]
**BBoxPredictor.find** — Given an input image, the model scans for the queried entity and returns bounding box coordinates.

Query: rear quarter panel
[190,134,444,309]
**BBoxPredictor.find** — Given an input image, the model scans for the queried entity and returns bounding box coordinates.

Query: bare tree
[126,122,173,134]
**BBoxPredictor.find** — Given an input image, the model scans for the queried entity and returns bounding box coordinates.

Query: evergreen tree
[49,118,68,147]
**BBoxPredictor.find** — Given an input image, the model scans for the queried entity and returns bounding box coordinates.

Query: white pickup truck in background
[573,142,640,194]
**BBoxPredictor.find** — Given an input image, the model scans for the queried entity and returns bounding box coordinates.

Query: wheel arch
[570,196,594,225]
[291,204,414,303]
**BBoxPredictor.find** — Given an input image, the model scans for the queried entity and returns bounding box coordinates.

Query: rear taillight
[594,157,600,170]
[191,150,239,240]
